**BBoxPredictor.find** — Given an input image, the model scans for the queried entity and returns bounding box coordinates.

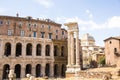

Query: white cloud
[55,16,120,31]
[86,9,93,19]
[89,14,93,18]
[86,9,90,14]
[34,0,54,8]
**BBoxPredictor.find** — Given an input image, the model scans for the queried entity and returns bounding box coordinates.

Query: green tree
[99,56,105,66]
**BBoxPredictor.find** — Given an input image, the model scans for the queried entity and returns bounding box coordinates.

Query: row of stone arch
[2,64,66,79]
[4,42,65,57]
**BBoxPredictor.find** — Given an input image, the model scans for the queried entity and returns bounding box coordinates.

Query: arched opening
[45,45,50,56]
[26,43,32,56]
[4,42,11,56]
[36,64,41,77]
[61,46,64,57]
[45,63,50,77]
[16,43,22,57]
[25,64,32,75]
[54,45,58,56]
[36,44,41,56]
[15,64,21,78]
[2,64,10,79]
[54,64,58,77]
[61,64,66,77]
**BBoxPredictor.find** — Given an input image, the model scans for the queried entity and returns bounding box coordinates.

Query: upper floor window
[41,32,45,38]
[48,25,51,30]
[49,33,52,39]
[33,23,37,28]
[33,31,37,37]
[114,48,117,53]
[56,30,58,33]
[6,20,11,25]
[8,29,13,36]
[0,20,3,25]
[56,35,58,40]
[41,24,44,28]
[20,30,25,37]
[110,41,112,44]
[62,31,64,35]
[18,22,22,28]
[27,23,31,27]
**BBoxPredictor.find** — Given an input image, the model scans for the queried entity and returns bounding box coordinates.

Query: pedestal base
[66,65,81,78]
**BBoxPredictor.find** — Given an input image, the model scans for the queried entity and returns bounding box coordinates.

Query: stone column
[51,42,54,58]
[11,42,15,57]
[67,31,71,66]
[71,32,74,65]
[22,43,26,57]
[32,67,35,76]
[21,67,25,78]
[32,42,36,58]
[41,63,45,77]
[42,42,45,58]
[0,40,3,58]
[75,31,80,66]
[50,62,54,77]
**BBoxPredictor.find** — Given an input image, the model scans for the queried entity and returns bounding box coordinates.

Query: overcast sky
[0,0,120,46]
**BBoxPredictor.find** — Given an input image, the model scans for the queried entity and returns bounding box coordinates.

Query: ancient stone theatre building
[0,15,68,79]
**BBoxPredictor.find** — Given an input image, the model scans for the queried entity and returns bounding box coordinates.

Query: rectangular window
[49,33,52,39]
[20,30,25,37]
[48,25,51,30]
[33,31,36,37]
[56,30,58,33]
[41,32,45,38]
[56,35,58,40]
[8,29,13,36]
[62,31,64,35]
[0,20,3,25]
[6,21,10,25]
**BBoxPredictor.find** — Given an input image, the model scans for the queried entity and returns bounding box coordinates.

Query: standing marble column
[75,31,80,66]
[71,32,74,65]
[67,31,71,66]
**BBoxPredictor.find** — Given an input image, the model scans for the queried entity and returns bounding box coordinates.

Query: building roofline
[0,15,61,26]
[104,37,120,42]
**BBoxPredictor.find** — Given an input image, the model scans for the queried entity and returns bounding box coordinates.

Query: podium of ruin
[64,22,81,77]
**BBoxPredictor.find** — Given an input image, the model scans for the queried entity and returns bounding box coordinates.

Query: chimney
[16,13,19,17]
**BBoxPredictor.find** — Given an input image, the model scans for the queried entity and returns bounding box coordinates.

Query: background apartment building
[0,15,68,79]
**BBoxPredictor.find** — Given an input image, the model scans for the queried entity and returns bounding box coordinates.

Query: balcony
[114,51,120,56]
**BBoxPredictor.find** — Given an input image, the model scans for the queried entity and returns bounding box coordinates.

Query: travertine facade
[0,15,68,79]
[104,36,120,67]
